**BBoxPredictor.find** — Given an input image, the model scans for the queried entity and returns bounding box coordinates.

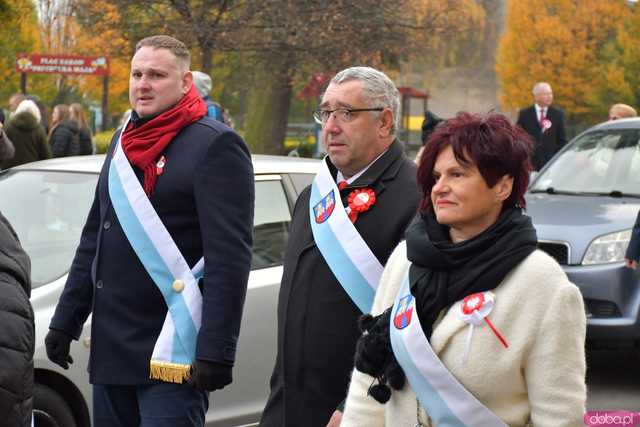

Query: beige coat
[342,242,587,427]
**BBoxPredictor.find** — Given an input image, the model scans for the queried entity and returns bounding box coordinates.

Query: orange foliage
[68,1,132,115]
[496,0,634,123]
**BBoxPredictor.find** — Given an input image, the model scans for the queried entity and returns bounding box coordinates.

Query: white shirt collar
[336,148,389,185]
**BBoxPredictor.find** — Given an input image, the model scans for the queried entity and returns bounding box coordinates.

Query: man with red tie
[260,66,419,427]
[516,82,567,171]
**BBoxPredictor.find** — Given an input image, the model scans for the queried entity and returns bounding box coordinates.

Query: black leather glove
[189,359,233,392]
[45,329,74,369]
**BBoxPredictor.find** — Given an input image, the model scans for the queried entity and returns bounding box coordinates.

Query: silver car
[0,154,320,427]
[526,117,640,344]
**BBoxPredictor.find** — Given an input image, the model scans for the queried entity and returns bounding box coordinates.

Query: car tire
[33,383,77,427]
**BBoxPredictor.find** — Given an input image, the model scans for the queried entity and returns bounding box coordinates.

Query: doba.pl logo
[584,411,640,426]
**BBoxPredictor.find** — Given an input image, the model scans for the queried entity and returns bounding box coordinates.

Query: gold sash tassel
[150,360,192,384]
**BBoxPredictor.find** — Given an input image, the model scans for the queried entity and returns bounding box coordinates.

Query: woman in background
[341,112,586,427]
[48,104,80,158]
[69,103,94,155]
[1,100,50,169]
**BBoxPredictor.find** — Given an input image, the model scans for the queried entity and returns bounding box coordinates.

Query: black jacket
[77,126,93,155]
[516,105,567,170]
[626,210,640,262]
[49,121,80,158]
[260,140,419,427]
[0,211,33,427]
[49,116,255,384]
[1,112,50,169]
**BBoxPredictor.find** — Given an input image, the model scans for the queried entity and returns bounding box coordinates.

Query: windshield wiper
[530,187,640,198]
[529,187,583,195]
[607,190,640,199]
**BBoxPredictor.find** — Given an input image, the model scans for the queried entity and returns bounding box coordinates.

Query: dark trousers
[93,383,209,427]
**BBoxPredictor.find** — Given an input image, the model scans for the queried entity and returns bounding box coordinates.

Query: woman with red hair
[341,113,586,426]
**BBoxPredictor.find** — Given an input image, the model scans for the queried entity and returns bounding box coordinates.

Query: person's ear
[378,108,394,138]
[494,175,514,203]
[182,70,193,95]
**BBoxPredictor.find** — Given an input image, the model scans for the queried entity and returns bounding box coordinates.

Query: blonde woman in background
[69,103,94,154]
[48,104,80,158]
[608,104,637,121]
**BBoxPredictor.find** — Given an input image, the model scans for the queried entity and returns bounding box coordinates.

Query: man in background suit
[516,82,567,170]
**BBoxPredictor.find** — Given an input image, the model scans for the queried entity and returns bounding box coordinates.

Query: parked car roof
[9,153,322,175]
[587,117,640,131]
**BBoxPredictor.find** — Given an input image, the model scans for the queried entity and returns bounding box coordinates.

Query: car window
[0,170,98,287]
[531,129,640,195]
[289,173,315,194]
[0,170,294,285]
[252,178,292,269]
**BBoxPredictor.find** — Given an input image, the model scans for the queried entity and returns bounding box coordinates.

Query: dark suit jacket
[516,105,567,170]
[260,140,419,427]
[50,116,255,384]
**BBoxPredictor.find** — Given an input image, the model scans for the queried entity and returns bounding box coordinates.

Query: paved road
[586,348,640,411]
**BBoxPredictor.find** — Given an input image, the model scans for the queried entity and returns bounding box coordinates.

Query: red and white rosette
[458,291,508,364]
[541,118,552,132]
[346,188,376,223]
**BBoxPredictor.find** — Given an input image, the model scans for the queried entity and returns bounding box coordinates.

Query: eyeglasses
[313,107,384,125]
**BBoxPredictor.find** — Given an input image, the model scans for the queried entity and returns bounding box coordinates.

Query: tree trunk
[199,41,213,75]
[244,54,294,155]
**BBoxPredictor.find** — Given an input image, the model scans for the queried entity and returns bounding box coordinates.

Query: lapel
[530,106,543,131]
[299,140,406,257]
[328,139,406,203]
[430,300,467,355]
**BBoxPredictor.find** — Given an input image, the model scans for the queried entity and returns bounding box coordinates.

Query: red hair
[417,112,533,212]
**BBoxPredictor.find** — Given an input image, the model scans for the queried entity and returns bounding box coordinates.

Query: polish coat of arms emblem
[313,190,336,223]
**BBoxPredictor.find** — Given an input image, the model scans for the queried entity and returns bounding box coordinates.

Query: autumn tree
[239,0,484,154]
[496,0,635,124]
[0,0,41,103]
[71,0,483,152]
[589,4,640,119]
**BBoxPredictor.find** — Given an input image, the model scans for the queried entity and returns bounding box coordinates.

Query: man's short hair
[532,82,552,95]
[330,66,400,135]
[135,35,191,71]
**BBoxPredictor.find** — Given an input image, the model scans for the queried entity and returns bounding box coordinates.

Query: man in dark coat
[44,35,254,426]
[516,82,567,171]
[0,210,33,427]
[260,66,419,427]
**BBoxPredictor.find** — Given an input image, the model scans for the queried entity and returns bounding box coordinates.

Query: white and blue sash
[389,271,507,427]
[309,158,383,313]
[108,124,204,383]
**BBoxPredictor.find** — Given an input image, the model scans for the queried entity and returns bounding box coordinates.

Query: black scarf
[407,207,538,339]
[355,207,537,403]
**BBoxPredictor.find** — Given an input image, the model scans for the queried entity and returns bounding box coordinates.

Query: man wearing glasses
[260,66,419,427]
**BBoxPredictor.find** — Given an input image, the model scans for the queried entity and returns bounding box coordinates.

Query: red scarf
[121,85,207,196]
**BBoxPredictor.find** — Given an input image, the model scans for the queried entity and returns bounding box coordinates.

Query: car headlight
[582,229,631,265]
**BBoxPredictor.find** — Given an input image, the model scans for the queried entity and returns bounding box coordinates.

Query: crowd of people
[0,96,94,170]
[2,32,639,427]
